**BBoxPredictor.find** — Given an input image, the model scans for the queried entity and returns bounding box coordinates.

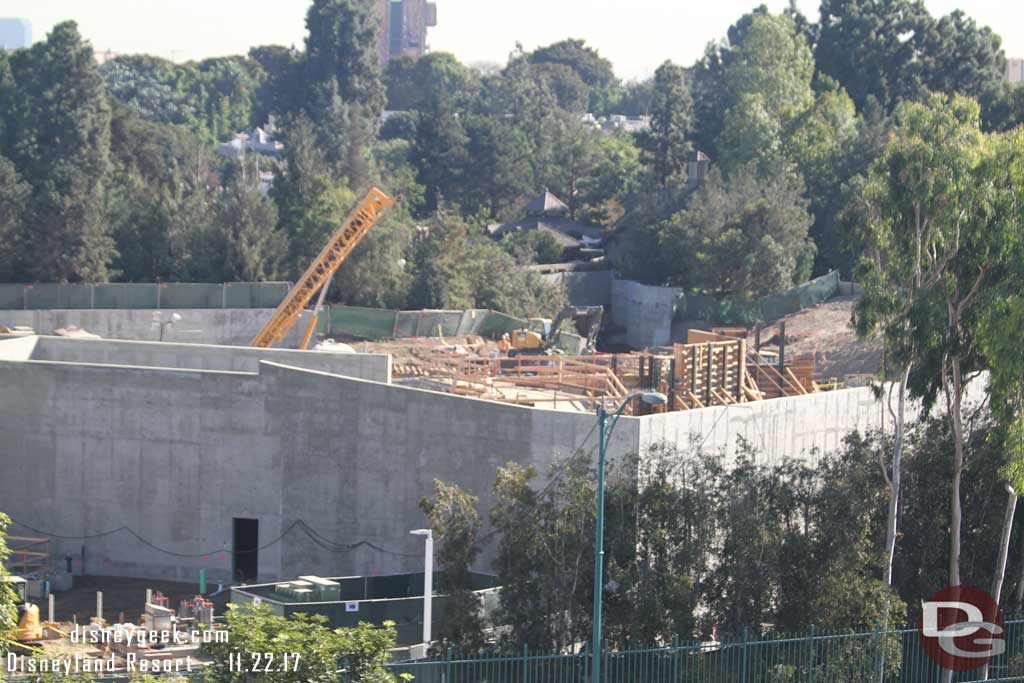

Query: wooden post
[737,340,747,402]
[669,358,677,411]
[691,345,698,395]
[779,321,786,371]
[705,343,713,405]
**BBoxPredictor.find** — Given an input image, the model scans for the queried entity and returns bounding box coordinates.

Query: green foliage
[214,166,285,282]
[5,22,114,282]
[526,39,618,114]
[301,0,385,183]
[420,481,487,652]
[407,209,567,318]
[0,156,29,280]
[499,230,564,266]
[649,164,814,296]
[101,54,264,143]
[202,604,398,683]
[0,512,17,654]
[639,61,692,188]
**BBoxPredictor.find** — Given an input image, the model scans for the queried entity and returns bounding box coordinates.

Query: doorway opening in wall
[233,518,259,582]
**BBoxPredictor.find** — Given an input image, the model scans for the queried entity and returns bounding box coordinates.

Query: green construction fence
[323,306,585,353]
[682,271,841,325]
[0,282,293,310]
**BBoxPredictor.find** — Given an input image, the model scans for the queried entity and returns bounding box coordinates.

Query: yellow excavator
[507,306,604,357]
[251,187,396,349]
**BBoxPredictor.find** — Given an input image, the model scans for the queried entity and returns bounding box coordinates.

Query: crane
[250,187,396,349]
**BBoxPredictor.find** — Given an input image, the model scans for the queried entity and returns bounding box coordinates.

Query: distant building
[601,115,651,134]
[218,122,284,161]
[687,150,711,190]
[488,190,605,262]
[1009,58,1024,84]
[94,49,119,65]
[375,0,437,67]
[0,18,31,51]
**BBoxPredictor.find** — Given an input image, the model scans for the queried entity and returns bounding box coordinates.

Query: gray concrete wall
[611,279,683,348]
[0,309,313,347]
[0,357,636,584]
[544,270,614,307]
[28,336,391,383]
[0,338,944,585]
[0,335,38,360]
[639,387,888,465]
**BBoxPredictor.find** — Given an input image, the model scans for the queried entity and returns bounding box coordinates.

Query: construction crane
[250,187,396,349]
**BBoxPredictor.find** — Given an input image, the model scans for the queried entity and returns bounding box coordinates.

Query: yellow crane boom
[250,187,396,349]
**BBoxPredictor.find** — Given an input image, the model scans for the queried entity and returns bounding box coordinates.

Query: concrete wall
[0,356,636,584]
[544,270,615,307]
[27,336,391,383]
[639,387,888,465]
[0,335,37,360]
[0,336,942,585]
[0,309,313,347]
[611,279,683,348]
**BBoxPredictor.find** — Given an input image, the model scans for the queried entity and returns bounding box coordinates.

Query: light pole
[410,528,434,651]
[591,391,667,683]
[152,312,182,342]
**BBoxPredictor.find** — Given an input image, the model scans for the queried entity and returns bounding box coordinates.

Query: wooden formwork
[7,535,50,574]
[390,334,826,413]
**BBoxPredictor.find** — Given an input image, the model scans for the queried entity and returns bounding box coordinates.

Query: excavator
[250,187,396,349]
[507,305,604,357]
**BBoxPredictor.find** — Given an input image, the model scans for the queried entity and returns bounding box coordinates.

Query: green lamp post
[591,391,668,683]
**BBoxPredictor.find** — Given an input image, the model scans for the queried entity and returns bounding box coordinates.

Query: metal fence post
[446,647,452,683]
[522,643,528,683]
[872,623,880,681]
[741,627,749,683]
[807,624,814,683]
[672,634,680,682]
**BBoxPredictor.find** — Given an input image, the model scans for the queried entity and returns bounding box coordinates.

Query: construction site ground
[47,575,231,624]
[750,296,883,384]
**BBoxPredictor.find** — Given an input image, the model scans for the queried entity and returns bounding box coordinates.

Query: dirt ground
[48,575,232,625]
[750,296,883,383]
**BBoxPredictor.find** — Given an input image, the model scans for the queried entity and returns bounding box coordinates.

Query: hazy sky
[4,0,1022,80]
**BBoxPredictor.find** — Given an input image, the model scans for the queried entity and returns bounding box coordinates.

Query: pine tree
[5,22,114,282]
[640,61,692,188]
[302,0,385,184]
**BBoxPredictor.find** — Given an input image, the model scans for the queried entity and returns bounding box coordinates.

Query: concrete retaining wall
[544,270,615,307]
[0,355,636,584]
[0,336,946,585]
[0,308,313,347]
[28,336,391,383]
[611,279,683,348]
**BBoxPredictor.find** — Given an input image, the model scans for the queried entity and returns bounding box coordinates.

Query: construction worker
[497,334,511,354]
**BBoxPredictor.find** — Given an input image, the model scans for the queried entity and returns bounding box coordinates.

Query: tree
[214,164,285,281]
[639,61,692,188]
[0,156,28,280]
[273,114,357,279]
[202,604,399,683]
[527,39,618,113]
[461,116,532,219]
[407,209,567,318]
[420,481,487,652]
[302,0,385,182]
[654,163,815,296]
[0,513,17,655]
[856,96,985,623]
[723,13,813,124]
[920,10,1007,111]
[6,22,114,282]
[248,45,303,124]
[816,0,932,112]
[490,460,595,652]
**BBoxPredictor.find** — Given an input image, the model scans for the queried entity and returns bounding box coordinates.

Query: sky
[3,0,1023,80]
